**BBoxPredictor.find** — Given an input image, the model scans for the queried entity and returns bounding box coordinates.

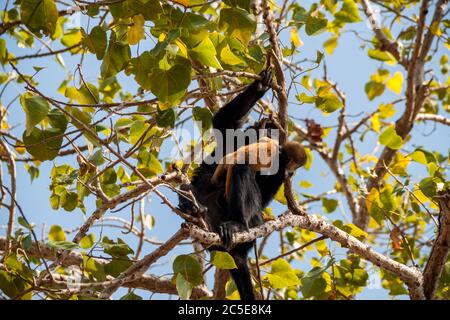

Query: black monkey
[178,69,306,300]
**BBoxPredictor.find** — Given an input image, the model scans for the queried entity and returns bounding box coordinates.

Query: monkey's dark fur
[178,69,297,300]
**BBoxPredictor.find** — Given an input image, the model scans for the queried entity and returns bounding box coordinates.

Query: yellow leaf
[371,113,380,132]
[390,152,410,175]
[365,188,380,213]
[430,21,441,36]
[386,71,403,95]
[15,146,26,154]
[128,14,145,45]
[299,180,313,188]
[290,28,303,47]
[220,44,243,65]
[173,0,189,7]
[174,39,188,57]
[378,103,396,118]
[323,36,338,55]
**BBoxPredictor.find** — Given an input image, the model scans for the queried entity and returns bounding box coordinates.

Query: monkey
[177,68,306,300]
[211,137,306,201]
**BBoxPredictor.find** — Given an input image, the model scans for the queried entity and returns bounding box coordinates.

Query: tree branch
[185,213,425,299]
[416,113,450,126]
[360,0,405,65]
[99,228,188,299]
[423,190,450,299]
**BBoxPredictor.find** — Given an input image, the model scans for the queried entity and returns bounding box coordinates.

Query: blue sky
[1,1,449,300]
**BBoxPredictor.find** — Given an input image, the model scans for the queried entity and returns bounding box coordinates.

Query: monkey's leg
[218,164,262,250]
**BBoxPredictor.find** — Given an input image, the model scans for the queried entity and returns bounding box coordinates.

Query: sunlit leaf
[379,126,403,150]
[386,71,403,95]
[211,251,237,269]
[266,259,300,289]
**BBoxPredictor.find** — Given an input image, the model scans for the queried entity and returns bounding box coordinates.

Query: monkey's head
[282,141,307,176]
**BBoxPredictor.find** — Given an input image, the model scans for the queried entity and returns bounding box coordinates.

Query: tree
[0,0,449,300]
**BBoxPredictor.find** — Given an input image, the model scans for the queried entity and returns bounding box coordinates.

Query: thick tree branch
[185,213,425,299]
[355,0,448,229]
[423,190,450,299]
[0,138,16,254]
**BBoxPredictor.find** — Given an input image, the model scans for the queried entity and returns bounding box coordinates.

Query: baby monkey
[212,137,307,200]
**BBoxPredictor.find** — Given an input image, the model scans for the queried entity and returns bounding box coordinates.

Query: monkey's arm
[212,69,273,133]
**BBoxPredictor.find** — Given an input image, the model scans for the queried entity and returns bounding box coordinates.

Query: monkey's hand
[219,221,237,250]
[256,68,273,92]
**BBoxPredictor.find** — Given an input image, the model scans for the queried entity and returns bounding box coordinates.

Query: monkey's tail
[230,249,255,300]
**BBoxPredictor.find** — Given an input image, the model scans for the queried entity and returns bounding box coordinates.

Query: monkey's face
[286,160,303,176]
[283,142,307,176]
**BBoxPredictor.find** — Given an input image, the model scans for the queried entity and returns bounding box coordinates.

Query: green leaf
[65,83,99,105]
[419,177,437,198]
[99,237,134,257]
[219,8,256,45]
[315,93,343,113]
[301,268,328,298]
[315,50,324,64]
[23,127,64,161]
[127,14,146,45]
[192,107,213,133]
[20,0,58,37]
[61,191,78,212]
[47,240,79,250]
[322,198,338,213]
[189,37,222,69]
[149,64,191,102]
[220,44,245,66]
[101,36,131,78]
[156,108,176,128]
[305,15,328,36]
[266,258,300,289]
[48,225,66,241]
[335,0,361,23]
[365,81,385,100]
[61,29,82,52]
[0,39,8,62]
[379,126,403,150]
[176,273,193,300]
[211,251,237,269]
[173,254,203,286]
[18,216,34,230]
[130,120,150,145]
[333,220,368,240]
[47,109,68,132]
[80,234,95,249]
[83,26,107,60]
[20,94,50,135]
[120,292,142,300]
[368,49,395,62]
[296,93,316,104]
[128,51,158,90]
[120,292,143,300]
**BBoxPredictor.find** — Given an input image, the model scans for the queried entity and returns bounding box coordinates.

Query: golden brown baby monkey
[211,137,307,200]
